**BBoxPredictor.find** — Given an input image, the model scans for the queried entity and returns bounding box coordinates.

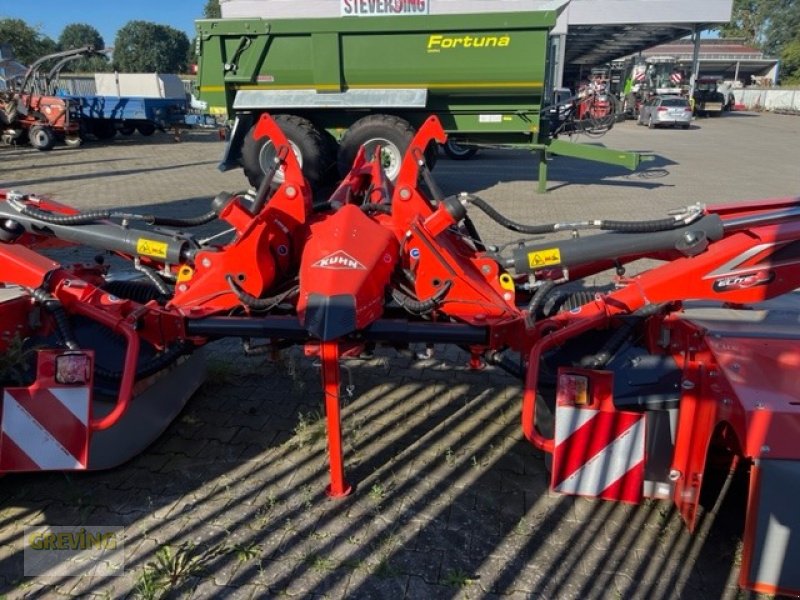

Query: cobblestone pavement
[1,113,799,599]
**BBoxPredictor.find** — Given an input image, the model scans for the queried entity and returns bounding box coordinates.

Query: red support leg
[320,341,352,498]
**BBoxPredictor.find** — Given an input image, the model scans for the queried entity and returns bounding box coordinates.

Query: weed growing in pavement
[368,482,386,502]
[134,542,227,599]
[305,553,336,573]
[442,567,478,588]
[292,410,325,449]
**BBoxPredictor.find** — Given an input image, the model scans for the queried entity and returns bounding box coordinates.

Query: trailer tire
[92,121,117,140]
[137,122,156,136]
[241,114,326,188]
[119,122,136,136]
[29,125,55,151]
[337,114,415,181]
[443,139,478,160]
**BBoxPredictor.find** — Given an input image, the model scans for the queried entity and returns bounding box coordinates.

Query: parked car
[638,95,692,129]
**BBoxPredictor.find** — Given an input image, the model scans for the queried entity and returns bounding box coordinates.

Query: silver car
[638,95,692,129]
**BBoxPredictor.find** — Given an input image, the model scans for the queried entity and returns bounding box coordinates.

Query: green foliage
[204,0,222,19]
[717,0,768,47]
[780,39,800,84]
[112,21,190,74]
[58,23,104,51]
[0,18,57,65]
[57,23,110,73]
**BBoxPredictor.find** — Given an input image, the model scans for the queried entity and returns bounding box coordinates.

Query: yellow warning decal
[527,248,561,269]
[136,238,168,259]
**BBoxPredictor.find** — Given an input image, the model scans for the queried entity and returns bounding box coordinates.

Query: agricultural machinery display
[0,46,102,150]
[1,114,800,595]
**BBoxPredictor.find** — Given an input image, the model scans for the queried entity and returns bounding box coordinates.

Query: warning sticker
[136,239,168,259]
[527,248,561,269]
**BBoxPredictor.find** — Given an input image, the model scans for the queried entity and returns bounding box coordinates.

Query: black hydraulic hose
[20,205,112,226]
[361,203,392,215]
[467,195,699,235]
[467,196,558,235]
[525,280,557,326]
[599,218,686,233]
[226,274,298,310]
[579,303,664,369]
[136,264,171,298]
[391,280,452,314]
[31,288,80,350]
[147,211,217,228]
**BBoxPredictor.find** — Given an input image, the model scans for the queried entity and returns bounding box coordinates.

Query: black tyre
[319,128,341,186]
[241,114,326,188]
[119,121,136,135]
[337,114,415,181]
[442,139,478,160]
[29,125,55,151]
[92,120,116,140]
[136,122,156,136]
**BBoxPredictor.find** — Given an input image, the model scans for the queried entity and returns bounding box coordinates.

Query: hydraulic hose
[226,274,298,310]
[31,288,80,350]
[466,195,703,235]
[391,280,452,314]
[525,280,557,326]
[147,211,217,228]
[578,303,665,369]
[19,205,113,226]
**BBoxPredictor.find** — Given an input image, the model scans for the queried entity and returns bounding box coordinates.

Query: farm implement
[2,114,800,594]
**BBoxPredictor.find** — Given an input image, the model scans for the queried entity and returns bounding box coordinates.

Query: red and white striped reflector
[0,352,91,472]
[670,72,683,84]
[551,371,646,504]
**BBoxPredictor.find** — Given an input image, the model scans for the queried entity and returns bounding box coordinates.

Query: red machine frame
[2,114,800,594]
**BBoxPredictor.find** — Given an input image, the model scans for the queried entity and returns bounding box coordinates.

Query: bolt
[481,265,491,274]
[178,284,187,292]
[681,380,695,390]
[722,398,732,406]
[201,258,212,268]
[755,401,765,410]
[285,185,297,198]
[669,469,682,481]
[399,188,412,200]
[761,445,771,454]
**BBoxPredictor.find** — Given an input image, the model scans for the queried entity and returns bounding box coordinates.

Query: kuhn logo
[312,251,366,270]
[712,270,774,292]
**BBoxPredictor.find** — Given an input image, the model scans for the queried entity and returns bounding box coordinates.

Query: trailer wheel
[337,114,416,181]
[442,139,479,160]
[29,125,55,151]
[137,122,156,136]
[241,114,326,188]
[119,122,136,136]
[92,121,117,140]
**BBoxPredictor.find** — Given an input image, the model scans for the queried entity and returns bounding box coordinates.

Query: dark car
[638,95,692,129]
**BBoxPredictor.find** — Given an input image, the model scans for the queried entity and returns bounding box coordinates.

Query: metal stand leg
[537,149,549,194]
[320,341,352,498]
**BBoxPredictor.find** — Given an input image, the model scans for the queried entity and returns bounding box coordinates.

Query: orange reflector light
[558,373,590,406]
[55,352,91,385]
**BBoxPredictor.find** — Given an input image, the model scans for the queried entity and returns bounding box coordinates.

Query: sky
[0,1,208,46]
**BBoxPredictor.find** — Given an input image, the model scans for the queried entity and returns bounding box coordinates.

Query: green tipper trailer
[195,10,646,191]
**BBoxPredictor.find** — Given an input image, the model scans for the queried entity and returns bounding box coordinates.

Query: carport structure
[550,0,734,90]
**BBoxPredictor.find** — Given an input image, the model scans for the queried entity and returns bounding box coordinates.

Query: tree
[0,18,57,65]
[113,21,191,73]
[57,23,110,73]
[204,0,222,19]
[780,38,800,84]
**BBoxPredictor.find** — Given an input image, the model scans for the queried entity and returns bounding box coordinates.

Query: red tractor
[0,46,102,150]
[2,115,800,595]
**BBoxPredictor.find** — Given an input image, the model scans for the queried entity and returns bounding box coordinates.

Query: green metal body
[195,12,646,191]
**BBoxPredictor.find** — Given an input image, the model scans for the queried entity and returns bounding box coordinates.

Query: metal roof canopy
[560,0,734,66]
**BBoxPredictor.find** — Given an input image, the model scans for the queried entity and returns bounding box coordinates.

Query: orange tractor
[0,46,102,150]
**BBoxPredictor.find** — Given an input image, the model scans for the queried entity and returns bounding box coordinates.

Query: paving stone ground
[1,113,799,599]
